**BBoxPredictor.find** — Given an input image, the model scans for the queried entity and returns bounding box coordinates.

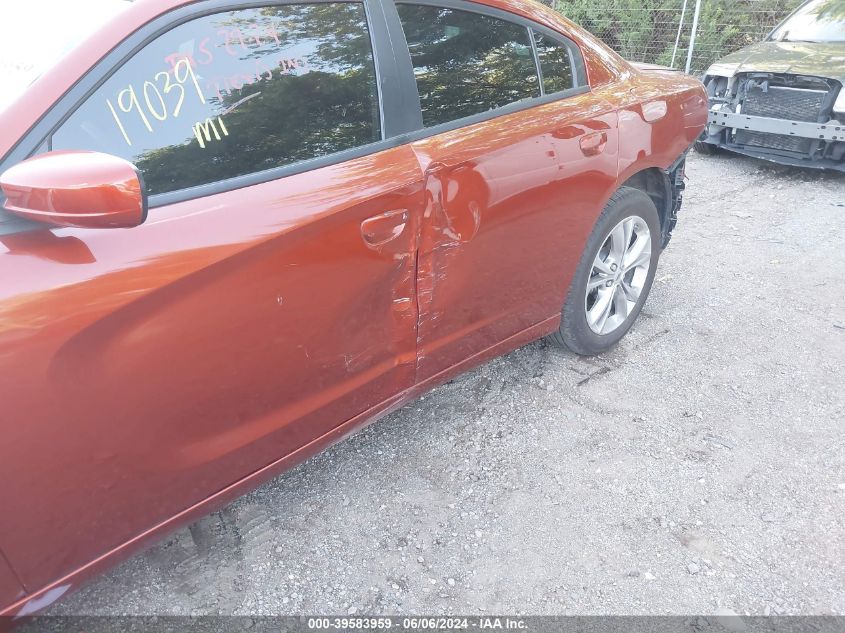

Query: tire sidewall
[694,140,718,155]
[562,189,662,355]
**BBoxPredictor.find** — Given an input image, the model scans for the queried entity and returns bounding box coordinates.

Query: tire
[548,187,662,356]
[694,140,719,155]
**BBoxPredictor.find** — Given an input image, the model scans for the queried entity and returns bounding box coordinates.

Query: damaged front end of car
[698,71,845,171]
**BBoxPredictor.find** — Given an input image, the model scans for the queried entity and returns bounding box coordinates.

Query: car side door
[392,3,620,381]
[0,1,424,594]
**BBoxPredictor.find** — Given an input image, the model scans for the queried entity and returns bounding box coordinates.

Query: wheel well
[620,168,671,228]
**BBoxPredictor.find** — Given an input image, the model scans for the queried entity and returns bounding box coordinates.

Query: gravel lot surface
[48,152,845,617]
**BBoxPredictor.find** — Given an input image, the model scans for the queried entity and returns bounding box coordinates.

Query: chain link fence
[541,0,804,75]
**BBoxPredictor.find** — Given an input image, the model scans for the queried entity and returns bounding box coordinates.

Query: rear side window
[396,5,540,127]
[51,4,380,196]
[532,29,577,94]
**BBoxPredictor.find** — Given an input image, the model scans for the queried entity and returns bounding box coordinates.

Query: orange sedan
[0,0,707,616]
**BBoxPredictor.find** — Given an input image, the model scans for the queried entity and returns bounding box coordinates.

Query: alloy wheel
[584,215,652,335]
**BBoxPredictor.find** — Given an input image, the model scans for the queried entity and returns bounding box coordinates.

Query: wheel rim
[584,215,652,336]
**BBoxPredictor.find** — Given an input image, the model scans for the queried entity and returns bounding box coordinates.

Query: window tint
[52,4,379,196]
[532,30,576,94]
[396,5,540,128]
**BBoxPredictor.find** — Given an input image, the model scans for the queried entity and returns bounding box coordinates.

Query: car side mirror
[0,150,147,229]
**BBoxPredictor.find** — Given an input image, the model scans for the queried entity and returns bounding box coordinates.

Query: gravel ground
[47,151,845,617]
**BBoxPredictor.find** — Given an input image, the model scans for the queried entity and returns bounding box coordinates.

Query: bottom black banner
[6,616,845,633]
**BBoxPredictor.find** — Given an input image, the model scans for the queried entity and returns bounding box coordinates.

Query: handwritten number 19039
[106,59,206,147]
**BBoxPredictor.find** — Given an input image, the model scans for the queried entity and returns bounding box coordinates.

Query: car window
[532,29,577,94]
[395,5,540,128]
[770,0,845,43]
[51,4,380,197]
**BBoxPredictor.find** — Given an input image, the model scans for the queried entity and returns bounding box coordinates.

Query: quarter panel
[0,144,423,592]
[611,71,708,179]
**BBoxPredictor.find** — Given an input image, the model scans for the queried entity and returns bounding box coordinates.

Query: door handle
[579,131,608,157]
[360,209,409,249]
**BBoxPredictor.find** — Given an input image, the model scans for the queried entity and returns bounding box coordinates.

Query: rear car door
[394,3,619,380]
[0,1,423,594]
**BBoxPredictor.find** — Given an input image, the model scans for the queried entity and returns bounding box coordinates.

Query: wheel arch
[616,160,686,248]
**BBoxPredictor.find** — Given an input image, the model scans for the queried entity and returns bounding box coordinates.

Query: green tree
[541,0,806,72]
[816,0,845,20]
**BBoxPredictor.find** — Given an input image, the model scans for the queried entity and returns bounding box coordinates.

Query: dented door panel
[0,145,424,591]
[411,95,619,380]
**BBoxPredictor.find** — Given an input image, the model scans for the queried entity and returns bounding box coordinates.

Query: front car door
[392,2,620,380]
[0,0,423,595]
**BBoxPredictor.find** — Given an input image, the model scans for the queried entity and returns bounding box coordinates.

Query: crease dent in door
[413,151,487,368]
[363,204,420,377]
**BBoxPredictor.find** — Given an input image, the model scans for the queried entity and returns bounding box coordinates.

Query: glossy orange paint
[0,0,707,618]
[0,145,425,595]
[1,151,146,229]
